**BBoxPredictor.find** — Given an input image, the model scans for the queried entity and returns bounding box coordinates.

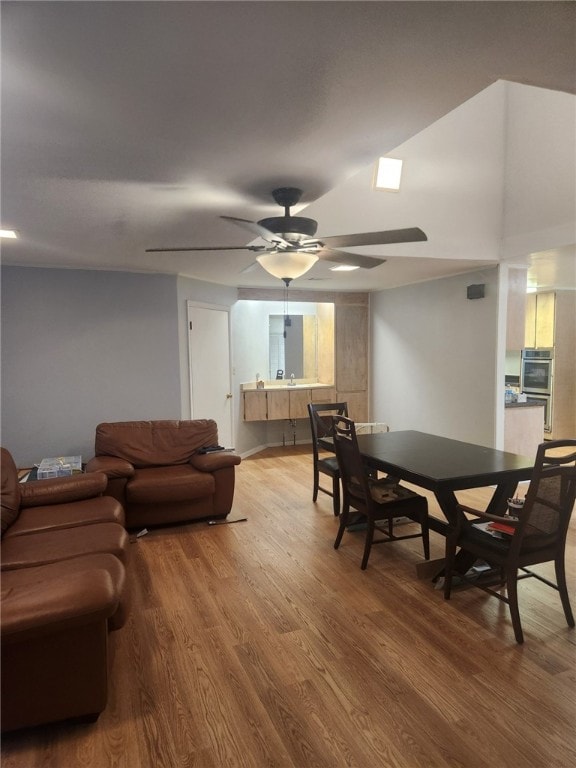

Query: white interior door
[187,303,233,448]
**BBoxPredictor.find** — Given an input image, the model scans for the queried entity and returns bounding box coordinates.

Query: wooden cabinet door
[310,387,336,403]
[289,389,311,419]
[243,391,267,421]
[550,291,576,439]
[336,305,368,392]
[338,391,368,422]
[506,268,527,350]
[525,292,555,349]
[535,292,555,348]
[267,390,290,420]
[525,293,537,348]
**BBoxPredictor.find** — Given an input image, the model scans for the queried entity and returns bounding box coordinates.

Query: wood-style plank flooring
[2,446,576,767]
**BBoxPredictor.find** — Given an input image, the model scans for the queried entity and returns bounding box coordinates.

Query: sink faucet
[289,373,296,386]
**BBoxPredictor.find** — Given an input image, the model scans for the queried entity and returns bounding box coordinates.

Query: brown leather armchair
[85,419,242,529]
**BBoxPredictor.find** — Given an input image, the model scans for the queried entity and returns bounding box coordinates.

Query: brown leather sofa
[85,419,242,528]
[1,447,130,732]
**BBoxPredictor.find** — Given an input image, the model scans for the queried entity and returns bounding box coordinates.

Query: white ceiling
[1,1,575,291]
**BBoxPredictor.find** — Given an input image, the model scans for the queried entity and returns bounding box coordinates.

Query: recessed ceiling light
[374,157,403,191]
[330,265,359,272]
[0,229,18,239]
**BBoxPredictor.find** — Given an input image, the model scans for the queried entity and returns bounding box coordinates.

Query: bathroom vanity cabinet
[242,386,336,422]
[237,288,370,424]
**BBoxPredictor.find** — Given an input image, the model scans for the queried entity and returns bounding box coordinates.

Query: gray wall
[370,267,500,447]
[1,264,506,467]
[1,267,181,466]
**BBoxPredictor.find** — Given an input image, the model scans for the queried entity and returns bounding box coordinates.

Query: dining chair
[332,415,430,570]
[307,402,348,516]
[443,439,576,643]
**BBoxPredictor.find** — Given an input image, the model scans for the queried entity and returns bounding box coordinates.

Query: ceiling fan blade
[221,216,292,247]
[320,227,427,249]
[240,260,259,274]
[145,244,266,253]
[316,248,386,269]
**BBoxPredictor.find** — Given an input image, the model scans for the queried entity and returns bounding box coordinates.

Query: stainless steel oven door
[521,357,553,395]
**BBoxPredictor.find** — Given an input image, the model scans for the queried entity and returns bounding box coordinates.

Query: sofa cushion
[127,465,214,505]
[0,523,130,571]
[1,569,119,643]
[94,420,218,467]
[1,447,21,536]
[1,553,129,630]
[3,496,124,538]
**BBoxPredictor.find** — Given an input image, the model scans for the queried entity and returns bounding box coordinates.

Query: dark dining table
[343,430,535,537]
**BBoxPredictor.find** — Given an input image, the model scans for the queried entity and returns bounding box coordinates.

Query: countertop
[241,382,334,391]
[505,398,545,408]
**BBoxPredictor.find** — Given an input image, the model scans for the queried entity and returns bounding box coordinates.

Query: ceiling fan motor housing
[259,186,319,241]
[257,216,318,241]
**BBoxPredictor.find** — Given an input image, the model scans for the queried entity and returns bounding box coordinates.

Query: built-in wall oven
[521,349,553,432]
[521,348,553,395]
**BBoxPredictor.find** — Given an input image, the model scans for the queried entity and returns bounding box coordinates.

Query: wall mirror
[269,314,308,379]
[267,303,334,382]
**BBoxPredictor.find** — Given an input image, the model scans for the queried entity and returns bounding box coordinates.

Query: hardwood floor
[2,445,575,767]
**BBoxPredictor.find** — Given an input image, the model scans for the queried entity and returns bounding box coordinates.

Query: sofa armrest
[86,456,135,479]
[20,472,108,508]
[1,569,118,644]
[189,452,241,472]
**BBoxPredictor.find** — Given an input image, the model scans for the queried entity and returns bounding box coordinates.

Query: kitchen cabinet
[525,291,555,349]
[521,290,575,440]
[549,291,576,439]
[506,268,527,350]
[504,403,545,458]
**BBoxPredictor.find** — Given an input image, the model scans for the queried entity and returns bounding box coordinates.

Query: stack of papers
[472,520,515,539]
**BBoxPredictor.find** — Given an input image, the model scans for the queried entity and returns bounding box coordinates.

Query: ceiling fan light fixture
[374,157,403,191]
[256,251,319,281]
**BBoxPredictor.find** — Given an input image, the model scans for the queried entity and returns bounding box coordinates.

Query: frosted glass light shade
[256,251,319,280]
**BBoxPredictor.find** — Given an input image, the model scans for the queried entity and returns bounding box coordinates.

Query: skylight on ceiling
[373,157,403,191]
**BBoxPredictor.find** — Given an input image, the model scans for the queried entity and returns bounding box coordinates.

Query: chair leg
[555,555,575,628]
[506,568,524,644]
[334,505,350,550]
[332,475,341,516]
[312,466,319,502]
[361,519,375,570]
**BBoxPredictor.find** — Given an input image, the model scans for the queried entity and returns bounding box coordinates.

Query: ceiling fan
[146,187,427,281]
